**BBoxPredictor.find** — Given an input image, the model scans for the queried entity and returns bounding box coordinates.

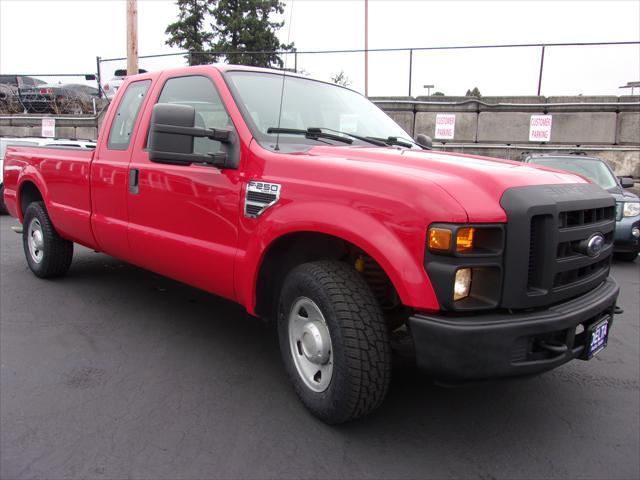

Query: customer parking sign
[529,115,552,142]
[435,114,456,140]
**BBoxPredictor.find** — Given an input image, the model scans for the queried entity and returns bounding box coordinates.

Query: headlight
[428,226,476,252]
[453,268,472,301]
[455,227,476,252]
[428,227,452,251]
[623,202,640,217]
[425,224,504,311]
[427,224,502,255]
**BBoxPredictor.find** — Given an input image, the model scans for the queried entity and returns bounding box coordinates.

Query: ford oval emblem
[586,233,605,258]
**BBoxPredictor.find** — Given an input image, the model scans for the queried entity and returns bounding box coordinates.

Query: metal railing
[96,40,640,97]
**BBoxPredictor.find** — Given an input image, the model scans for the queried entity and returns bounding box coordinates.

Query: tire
[22,201,73,278]
[277,260,391,424]
[0,185,7,215]
[615,250,639,262]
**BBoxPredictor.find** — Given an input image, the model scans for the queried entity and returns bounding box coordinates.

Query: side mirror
[619,176,635,188]
[148,103,234,168]
[415,133,433,149]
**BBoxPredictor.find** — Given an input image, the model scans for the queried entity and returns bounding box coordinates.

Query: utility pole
[536,45,545,96]
[127,0,139,75]
[364,0,368,97]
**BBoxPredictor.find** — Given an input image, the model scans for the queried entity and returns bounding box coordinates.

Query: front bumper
[613,216,640,253]
[408,277,619,380]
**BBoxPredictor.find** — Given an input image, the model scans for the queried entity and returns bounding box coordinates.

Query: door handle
[129,168,139,194]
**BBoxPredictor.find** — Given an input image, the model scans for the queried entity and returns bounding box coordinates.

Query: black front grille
[527,214,548,291]
[552,205,615,290]
[553,257,610,289]
[501,184,615,309]
[558,206,615,228]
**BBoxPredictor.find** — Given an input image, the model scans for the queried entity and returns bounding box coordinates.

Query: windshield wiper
[266,127,416,149]
[315,128,416,148]
[309,127,388,147]
[267,127,353,144]
[366,136,415,148]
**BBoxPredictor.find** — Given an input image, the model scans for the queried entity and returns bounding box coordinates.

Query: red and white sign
[42,118,55,138]
[529,114,552,142]
[435,114,456,140]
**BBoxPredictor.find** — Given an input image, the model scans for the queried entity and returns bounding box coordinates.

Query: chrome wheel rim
[27,218,45,263]
[288,297,333,393]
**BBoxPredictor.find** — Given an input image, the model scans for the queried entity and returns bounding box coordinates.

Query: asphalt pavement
[1,214,638,480]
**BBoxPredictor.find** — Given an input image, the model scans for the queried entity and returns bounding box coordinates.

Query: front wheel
[22,201,73,278]
[277,261,391,424]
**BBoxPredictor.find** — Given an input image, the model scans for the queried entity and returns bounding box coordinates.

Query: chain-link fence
[97,41,640,97]
[2,41,638,117]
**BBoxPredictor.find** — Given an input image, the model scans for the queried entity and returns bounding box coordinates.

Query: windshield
[225,71,415,150]
[529,157,618,190]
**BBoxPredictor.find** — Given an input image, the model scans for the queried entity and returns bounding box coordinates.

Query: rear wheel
[277,260,391,424]
[22,201,73,278]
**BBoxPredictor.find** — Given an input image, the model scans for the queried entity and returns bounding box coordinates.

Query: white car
[103,75,124,100]
[103,69,147,100]
[0,137,95,214]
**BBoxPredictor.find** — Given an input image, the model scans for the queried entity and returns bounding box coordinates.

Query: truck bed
[3,145,96,248]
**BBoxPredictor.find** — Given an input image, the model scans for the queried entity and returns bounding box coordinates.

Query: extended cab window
[108,80,150,150]
[155,75,232,155]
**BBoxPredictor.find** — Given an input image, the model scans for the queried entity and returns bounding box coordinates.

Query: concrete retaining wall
[373,96,640,143]
[0,115,99,141]
[477,112,542,143]
[374,95,640,176]
[618,112,640,145]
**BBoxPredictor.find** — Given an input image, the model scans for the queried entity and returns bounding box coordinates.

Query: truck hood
[305,146,588,222]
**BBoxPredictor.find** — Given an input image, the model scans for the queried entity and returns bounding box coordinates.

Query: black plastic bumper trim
[408,277,619,380]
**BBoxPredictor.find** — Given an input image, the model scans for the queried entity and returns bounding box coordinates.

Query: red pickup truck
[3,65,620,423]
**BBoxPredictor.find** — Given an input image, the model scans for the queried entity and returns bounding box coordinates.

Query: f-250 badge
[244,181,282,218]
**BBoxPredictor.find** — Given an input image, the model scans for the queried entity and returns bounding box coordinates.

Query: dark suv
[524,154,640,261]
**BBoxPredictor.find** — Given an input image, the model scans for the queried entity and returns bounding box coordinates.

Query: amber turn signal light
[456,227,475,252]
[428,228,452,251]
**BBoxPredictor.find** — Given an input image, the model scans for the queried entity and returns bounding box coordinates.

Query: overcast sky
[1,0,639,96]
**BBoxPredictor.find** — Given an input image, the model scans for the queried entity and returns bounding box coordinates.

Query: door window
[156,76,232,155]
[108,80,151,150]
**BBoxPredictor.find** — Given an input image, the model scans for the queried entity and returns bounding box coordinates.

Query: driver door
[127,74,242,301]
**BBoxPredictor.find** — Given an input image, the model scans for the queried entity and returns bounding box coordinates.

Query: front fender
[237,201,439,315]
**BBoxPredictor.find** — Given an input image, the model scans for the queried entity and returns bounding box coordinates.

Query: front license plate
[587,316,610,359]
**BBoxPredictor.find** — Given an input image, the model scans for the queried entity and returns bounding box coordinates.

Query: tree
[330,70,352,87]
[465,87,481,97]
[209,0,294,68]
[165,0,216,65]
[432,91,445,96]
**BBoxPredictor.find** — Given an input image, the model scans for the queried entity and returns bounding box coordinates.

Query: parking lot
[0,214,638,479]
